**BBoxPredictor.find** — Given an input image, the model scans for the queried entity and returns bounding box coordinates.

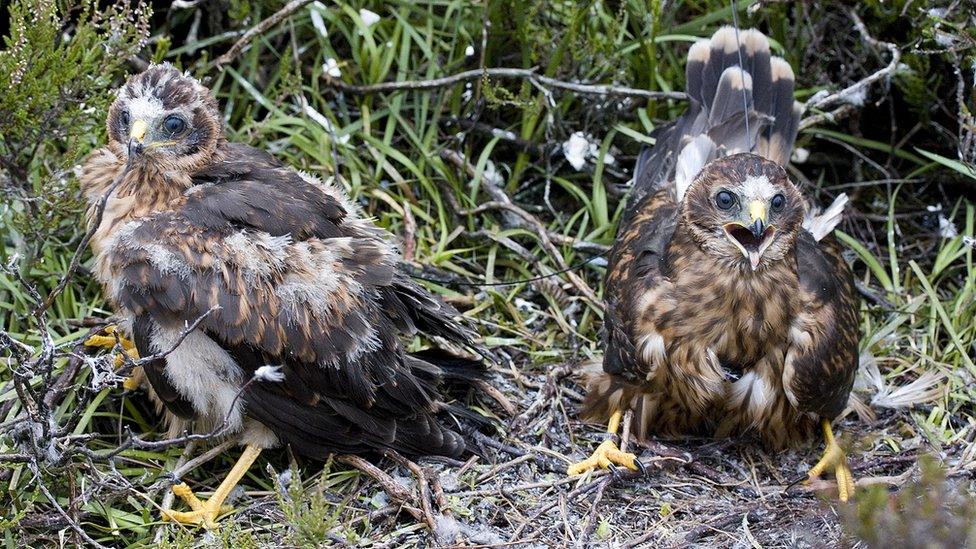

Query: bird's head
[107,64,221,172]
[682,153,804,271]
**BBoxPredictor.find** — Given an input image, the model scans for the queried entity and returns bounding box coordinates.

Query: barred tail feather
[756,58,803,165]
[709,66,753,126]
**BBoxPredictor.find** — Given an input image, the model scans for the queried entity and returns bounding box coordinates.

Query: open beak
[128,119,148,156]
[724,200,775,271]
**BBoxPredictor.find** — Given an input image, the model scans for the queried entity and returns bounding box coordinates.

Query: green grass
[2,0,975,546]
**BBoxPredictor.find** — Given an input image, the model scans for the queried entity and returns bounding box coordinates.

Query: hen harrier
[81,64,487,526]
[570,28,858,502]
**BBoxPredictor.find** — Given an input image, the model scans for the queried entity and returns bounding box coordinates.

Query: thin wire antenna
[411,251,607,288]
[730,0,751,148]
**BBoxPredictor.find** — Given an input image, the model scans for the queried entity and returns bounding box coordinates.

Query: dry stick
[35,169,126,316]
[430,473,451,518]
[578,477,611,548]
[28,462,111,549]
[440,149,609,253]
[469,430,565,475]
[451,475,581,499]
[511,475,608,540]
[42,344,85,408]
[476,380,518,416]
[401,198,417,262]
[3,168,128,466]
[76,363,256,463]
[151,440,200,545]
[337,455,413,502]
[475,454,534,484]
[784,468,916,497]
[325,67,687,101]
[678,506,759,547]
[166,439,238,484]
[130,306,219,369]
[212,0,315,69]
[384,450,439,532]
[336,454,431,531]
[620,409,634,452]
[455,455,479,478]
[799,10,901,131]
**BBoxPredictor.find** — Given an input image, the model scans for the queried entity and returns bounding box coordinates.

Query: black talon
[607,462,620,477]
[634,458,648,477]
[783,474,808,494]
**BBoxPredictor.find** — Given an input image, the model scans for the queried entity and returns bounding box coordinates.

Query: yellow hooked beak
[748,200,767,235]
[130,119,148,143]
[723,199,775,272]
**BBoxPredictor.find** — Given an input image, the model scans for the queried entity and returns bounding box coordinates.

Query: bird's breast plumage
[660,233,799,370]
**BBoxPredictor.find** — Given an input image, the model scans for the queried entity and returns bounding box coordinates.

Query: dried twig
[799,10,901,131]
[326,67,686,101]
[28,462,111,549]
[384,450,439,532]
[337,454,412,502]
[401,198,417,262]
[212,0,315,69]
[35,169,126,316]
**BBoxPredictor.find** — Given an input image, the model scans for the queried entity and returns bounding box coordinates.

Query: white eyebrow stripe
[738,174,776,199]
[127,96,165,122]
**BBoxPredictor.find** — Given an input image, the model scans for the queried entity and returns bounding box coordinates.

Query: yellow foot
[567,439,642,476]
[161,483,233,528]
[122,375,142,391]
[84,325,142,389]
[807,420,856,502]
[84,324,136,353]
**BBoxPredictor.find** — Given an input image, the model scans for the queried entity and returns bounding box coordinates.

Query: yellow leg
[807,419,856,502]
[567,410,641,475]
[83,325,142,390]
[162,445,262,528]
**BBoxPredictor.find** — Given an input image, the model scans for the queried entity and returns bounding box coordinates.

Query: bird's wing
[581,187,678,427]
[107,149,481,457]
[603,189,680,380]
[782,231,859,419]
[625,28,802,223]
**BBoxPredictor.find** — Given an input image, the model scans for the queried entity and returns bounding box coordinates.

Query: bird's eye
[715,190,736,210]
[770,193,786,212]
[163,115,187,135]
[119,110,130,127]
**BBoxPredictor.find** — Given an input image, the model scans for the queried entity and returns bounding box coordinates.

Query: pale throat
[116,159,192,201]
[88,160,190,257]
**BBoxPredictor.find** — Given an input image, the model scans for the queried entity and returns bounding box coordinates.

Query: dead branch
[326,67,686,102]
[799,10,901,131]
[383,450,439,532]
[28,462,111,549]
[35,169,126,317]
[337,454,413,502]
[213,0,315,69]
[131,305,219,368]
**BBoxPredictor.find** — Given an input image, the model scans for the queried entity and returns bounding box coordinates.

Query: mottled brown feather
[583,29,859,450]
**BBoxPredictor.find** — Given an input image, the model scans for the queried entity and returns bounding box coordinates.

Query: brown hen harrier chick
[80,65,487,527]
[569,28,859,502]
